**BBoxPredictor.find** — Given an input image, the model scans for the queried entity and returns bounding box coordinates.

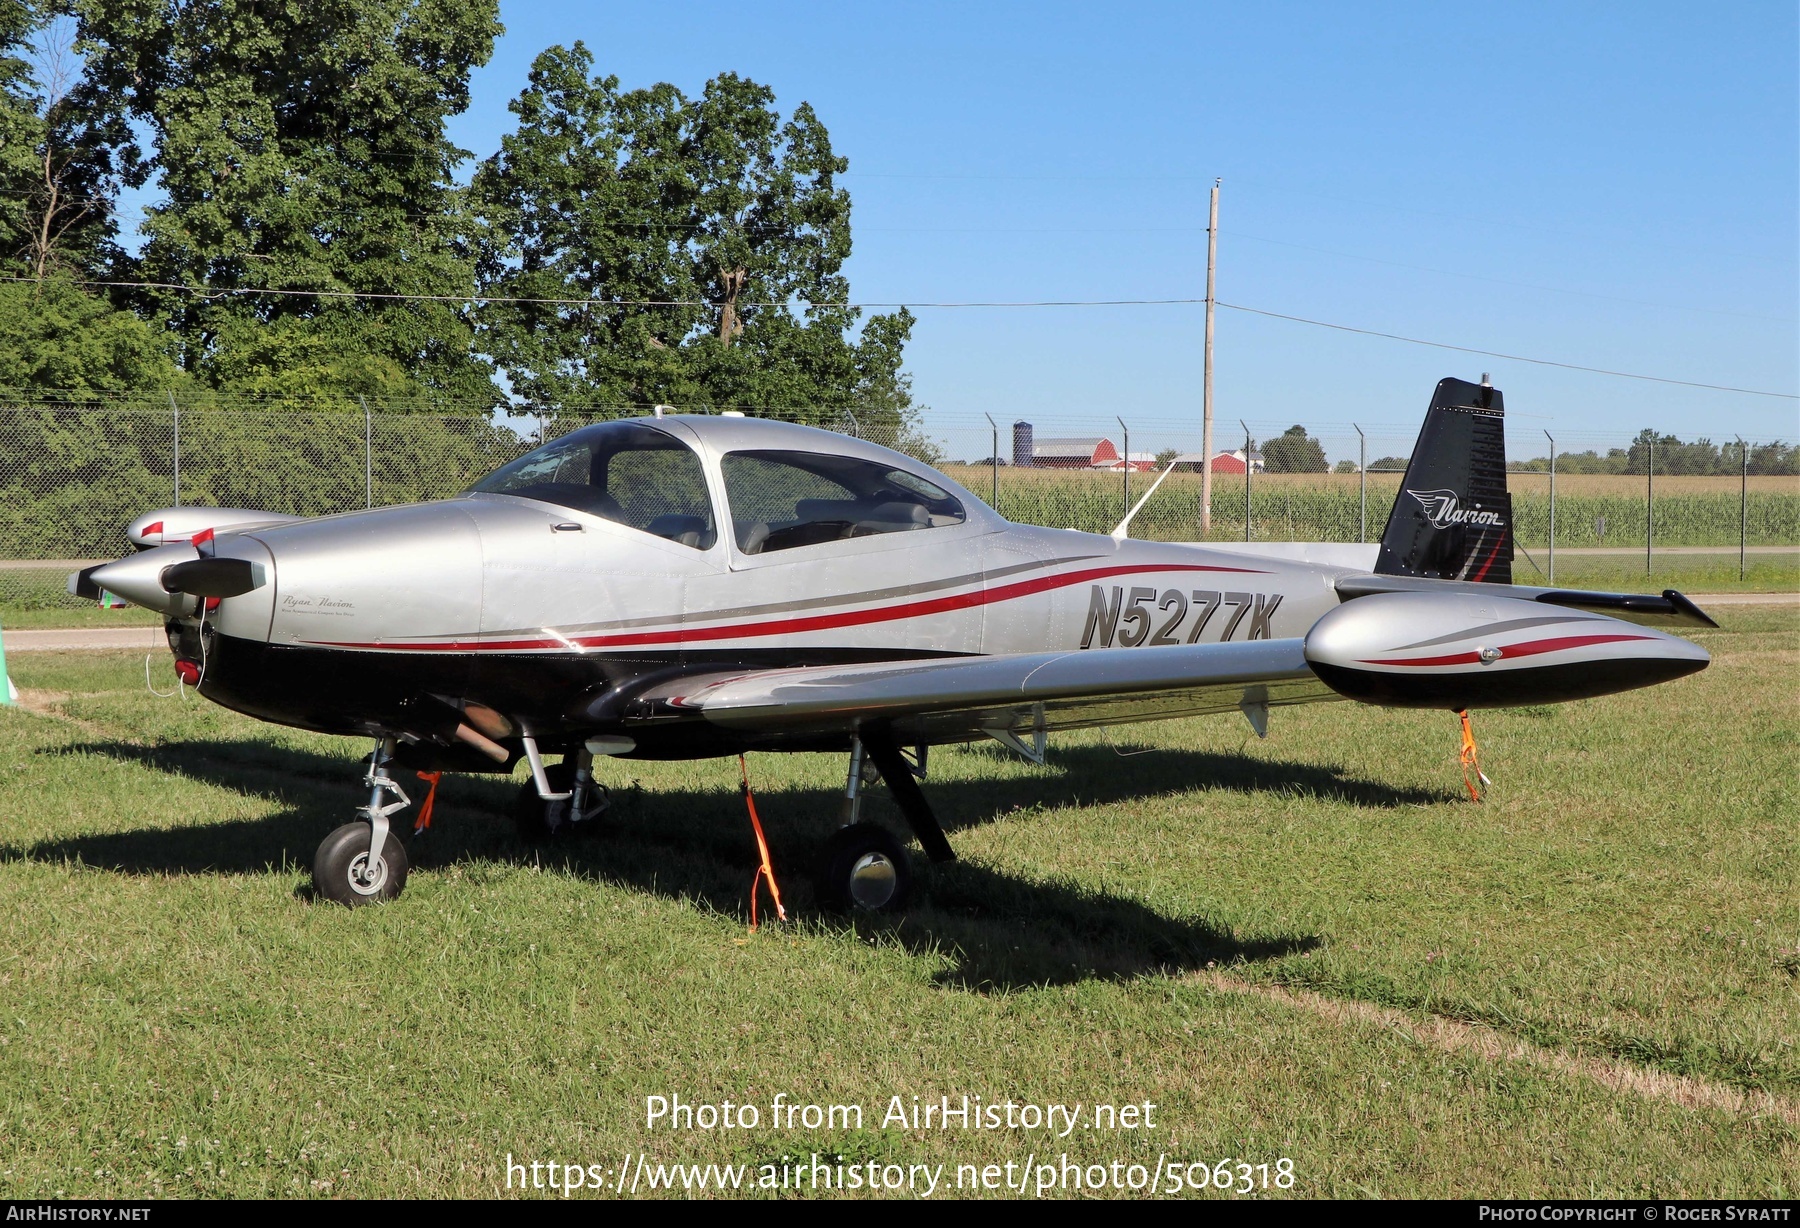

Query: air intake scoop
[161,557,267,598]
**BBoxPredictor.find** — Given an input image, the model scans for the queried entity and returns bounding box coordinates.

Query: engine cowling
[1304,590,1709,710]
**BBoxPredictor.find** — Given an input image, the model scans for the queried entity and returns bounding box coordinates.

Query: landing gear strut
[512,738,610,843]
[814,728,953,913]
[313,737,412,907]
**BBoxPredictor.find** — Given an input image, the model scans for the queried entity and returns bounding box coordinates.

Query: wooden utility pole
[1200,179,1220,537]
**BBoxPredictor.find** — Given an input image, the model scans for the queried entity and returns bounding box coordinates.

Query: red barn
[1204,449,1263,474]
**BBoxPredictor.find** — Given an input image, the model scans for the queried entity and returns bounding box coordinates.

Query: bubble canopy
[470,420,966,554]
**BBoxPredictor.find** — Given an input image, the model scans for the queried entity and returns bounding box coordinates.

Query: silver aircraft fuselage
[85,413,1708,766]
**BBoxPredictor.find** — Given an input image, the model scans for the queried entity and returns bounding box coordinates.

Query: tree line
[1509,431,1797,476]
[0,2,922,435]
[1292,426,1795,476]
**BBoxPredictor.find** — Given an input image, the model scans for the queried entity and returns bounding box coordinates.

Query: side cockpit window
[469,421,716,549]
[721,450,965,555]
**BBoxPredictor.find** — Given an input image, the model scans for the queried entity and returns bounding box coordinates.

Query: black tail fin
[1374,377,1513,583]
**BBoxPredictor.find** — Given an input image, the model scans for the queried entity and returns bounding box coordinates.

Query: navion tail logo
[1407,488,1505,530]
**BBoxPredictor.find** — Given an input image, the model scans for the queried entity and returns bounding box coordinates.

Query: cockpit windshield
[468,421,717,549]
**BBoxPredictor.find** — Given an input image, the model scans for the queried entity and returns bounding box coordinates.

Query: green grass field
[0,609,1793,1198]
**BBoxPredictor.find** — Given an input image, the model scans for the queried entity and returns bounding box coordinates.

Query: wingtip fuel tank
[1303,591,1710,710]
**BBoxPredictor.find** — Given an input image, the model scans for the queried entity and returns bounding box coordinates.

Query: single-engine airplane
[72,377,1714,910]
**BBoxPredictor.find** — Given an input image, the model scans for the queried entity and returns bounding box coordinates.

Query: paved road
[0,559,109,570]
[1545,546,1796,556]
[5,626,165,652]
[1683,592,1799,605]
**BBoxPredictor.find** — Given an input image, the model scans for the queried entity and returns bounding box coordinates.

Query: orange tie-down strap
[1457,710,1492,802]
[739,755,788,930]
[413,771,442,834]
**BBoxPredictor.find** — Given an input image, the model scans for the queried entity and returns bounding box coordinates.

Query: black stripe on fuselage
[197,633,971,756]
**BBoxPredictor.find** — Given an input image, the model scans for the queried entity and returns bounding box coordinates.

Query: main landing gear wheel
[512,762,609,843]
[816,822,913,913]
[313,821,409,907]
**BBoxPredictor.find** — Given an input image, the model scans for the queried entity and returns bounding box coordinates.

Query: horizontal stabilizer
[1334,573,1718,629]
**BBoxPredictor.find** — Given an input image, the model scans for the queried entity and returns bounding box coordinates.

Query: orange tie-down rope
[1457,710,1492,802]
[738,755,788,930]
[413,771,442,834]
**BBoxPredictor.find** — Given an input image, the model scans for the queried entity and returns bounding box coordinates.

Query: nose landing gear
[312,737,412,906]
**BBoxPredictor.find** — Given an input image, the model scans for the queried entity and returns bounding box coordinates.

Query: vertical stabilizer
[1374,377,1513,583]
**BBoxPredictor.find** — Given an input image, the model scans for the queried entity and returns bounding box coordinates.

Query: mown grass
[0,609,1793,1198]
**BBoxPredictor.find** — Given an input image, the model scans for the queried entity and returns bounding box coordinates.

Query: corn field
[941,467,1800,548]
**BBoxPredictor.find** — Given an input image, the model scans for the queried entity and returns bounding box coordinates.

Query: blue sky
[457,4,1794,459]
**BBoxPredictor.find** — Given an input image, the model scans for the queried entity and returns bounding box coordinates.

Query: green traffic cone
[0,617,14,704]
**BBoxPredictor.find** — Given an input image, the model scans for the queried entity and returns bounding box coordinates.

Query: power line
[0,274,1201,309]
[3,273,1792,400]
[1215,302,1799,400]
[1220,230,1793,324]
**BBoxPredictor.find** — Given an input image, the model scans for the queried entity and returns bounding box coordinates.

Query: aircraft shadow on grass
[3,738,1446,989]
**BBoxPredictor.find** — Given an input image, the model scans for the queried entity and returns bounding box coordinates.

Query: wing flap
[626,639,1336,742]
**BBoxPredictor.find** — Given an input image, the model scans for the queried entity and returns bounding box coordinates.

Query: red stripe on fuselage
[1358,632,1654,668]
[308,561,1269,653]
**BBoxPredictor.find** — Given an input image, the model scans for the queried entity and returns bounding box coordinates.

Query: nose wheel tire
[816,822,913,913]
[313,821,409,907]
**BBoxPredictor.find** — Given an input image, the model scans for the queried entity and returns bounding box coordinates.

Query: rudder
[1374,377,1513,583]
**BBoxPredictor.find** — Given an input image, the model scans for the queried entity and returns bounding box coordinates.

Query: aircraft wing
[622,639,1336,744]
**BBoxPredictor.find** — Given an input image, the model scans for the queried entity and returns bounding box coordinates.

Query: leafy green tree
[1748,442,1797,476]
[0,4,126,280]
[473,43,924,436]
[73,0,503,403]
[0,0,50,274]
[1261,424,1328,473]
[0,271,177,389]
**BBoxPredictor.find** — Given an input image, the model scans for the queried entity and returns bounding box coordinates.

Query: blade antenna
[1110,458,1179,540]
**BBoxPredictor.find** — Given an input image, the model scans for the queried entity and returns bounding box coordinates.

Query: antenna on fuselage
[1110,460,1180,540]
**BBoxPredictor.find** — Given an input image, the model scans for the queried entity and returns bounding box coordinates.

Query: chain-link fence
[0,396,1794,614]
